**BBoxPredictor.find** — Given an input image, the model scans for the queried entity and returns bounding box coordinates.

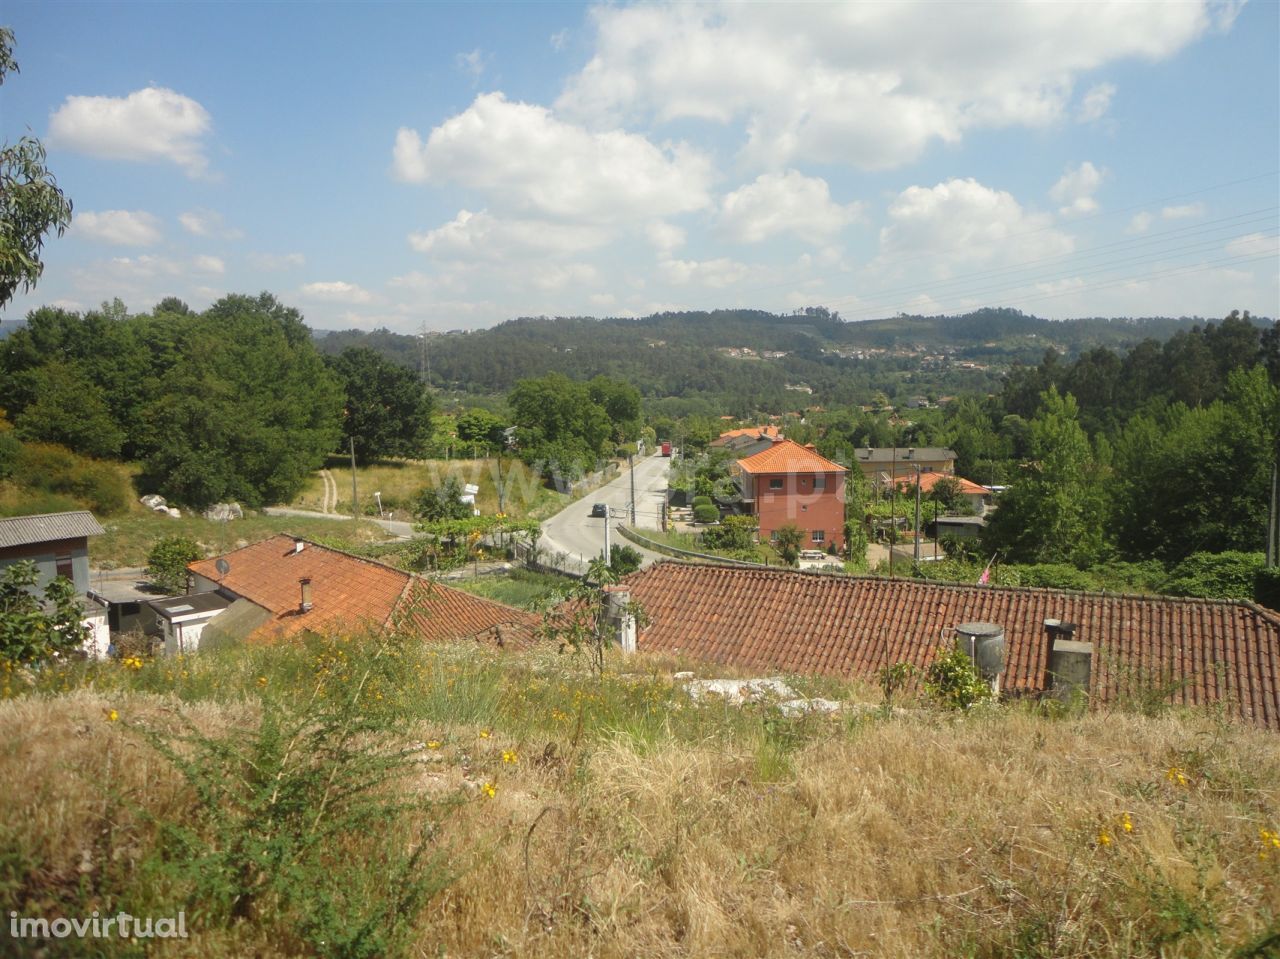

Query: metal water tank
[955,622,1006,691]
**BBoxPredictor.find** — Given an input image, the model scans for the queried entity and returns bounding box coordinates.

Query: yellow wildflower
[105,709,118,723]
[1166,766,1188,786]
[1097,830,1112,847]
[502,750,518,765]
[1260,828,1280,859]
[479,729,491,739]
[1121,813,1134,834]
[481,782,496,799]
[427,740,441,750]
[256,676,268,688]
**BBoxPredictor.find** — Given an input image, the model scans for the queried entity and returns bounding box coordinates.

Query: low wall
[618,526,769,568]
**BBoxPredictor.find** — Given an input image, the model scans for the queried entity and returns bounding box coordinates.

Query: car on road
[590,503,608,518]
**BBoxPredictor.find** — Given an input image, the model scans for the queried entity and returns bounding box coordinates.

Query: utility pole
[349,436,358,521]
[889,444,897,579]
[1268,459,1278,568]
[914,465,922,564]
[629,452,636,525]
[603,509,612,564]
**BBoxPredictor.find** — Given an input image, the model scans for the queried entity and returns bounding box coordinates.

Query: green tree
[138,294,345,508]
[455,408,507,450]
[608,544,643,577]
[11,360,125,458]
[326,347,434,464]
[981,386,1105,567]
[413,476,472,523]
[0,560,88,665]
[0,29,73,309]
[843,467,871,567]
[774,523,804,566]
[145,536,204,595]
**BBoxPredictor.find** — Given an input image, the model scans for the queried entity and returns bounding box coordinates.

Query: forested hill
[313,307,1262,413]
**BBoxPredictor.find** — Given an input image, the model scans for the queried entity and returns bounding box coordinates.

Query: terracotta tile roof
[712,425,781,445]
[188,535,537,646]
[898,472,990,496]
[619,562,1280,730]
[737,438,847,475]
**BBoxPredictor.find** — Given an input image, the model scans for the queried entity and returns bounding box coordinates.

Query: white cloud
[193,255,225,275]
[558,2,1224,170]
[1162,202,1205,220]
[880,178,1073,268]
[1126,212,1154,234]
[392,92,713,221]
[1049,161,1106,217]
[299,281,376,304]
[1076,82,1117,122]
[72,210,162,246]
[531,262,600,292]
[550,29,569,51]
[660,255,749,288]
[720,170,861,243]
[251,252,306,271]
[1226,233,1278,258]
[179,209,243,239]
[408,209,609,260]
[456,48,490,78]
[645,220,686,254]
[48,87,213,177]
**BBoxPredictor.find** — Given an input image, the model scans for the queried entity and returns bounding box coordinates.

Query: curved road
[538,453,672,573]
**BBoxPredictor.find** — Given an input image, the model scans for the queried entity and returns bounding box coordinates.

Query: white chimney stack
[294,539,305,554]
[603,586,636,654]
[299,577,313,612]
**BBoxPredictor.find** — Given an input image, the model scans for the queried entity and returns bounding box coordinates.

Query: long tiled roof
[898,472,990,496]
[619,562,1280,730]
[738,439,846,475]
[854,447,956,465]
[0,511,104,549]
[712,425,780,445]
[188,535,537,646]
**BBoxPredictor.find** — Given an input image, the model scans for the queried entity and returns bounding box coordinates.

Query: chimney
[294,539,305,554]
[602,586,636,654]
[907,447,915,459]
[954,622,1005,697]
[1044,619,1090,701]
[299,577,313,613]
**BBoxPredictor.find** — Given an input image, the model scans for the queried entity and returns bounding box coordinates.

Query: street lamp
[373,491,384,519]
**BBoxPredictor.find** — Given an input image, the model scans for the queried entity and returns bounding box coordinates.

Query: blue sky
[2,0,1277,332]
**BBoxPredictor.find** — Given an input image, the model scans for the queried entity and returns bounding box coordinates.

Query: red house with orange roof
[734,438,848,552]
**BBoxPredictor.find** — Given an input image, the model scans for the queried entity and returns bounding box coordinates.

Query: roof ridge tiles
[628,559,1272,616]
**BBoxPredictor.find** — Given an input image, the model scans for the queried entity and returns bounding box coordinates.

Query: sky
[1,0,1277,333]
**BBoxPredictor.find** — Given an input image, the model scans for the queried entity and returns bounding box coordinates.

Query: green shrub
[609,544,643,577]
[145,536,204,594]
[691,495,713,509]
[1162,551,1265,600]
[924,643,994,710]
[0,431,20,480]
[1009,563,1096,591]
[10,442,131,515]
[1254,566,1280,610]
[692,503,719,524]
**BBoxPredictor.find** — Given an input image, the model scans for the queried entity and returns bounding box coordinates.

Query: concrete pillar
[1048,639,1092,701]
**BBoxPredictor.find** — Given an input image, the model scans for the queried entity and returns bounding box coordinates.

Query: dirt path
[319,469,338,514]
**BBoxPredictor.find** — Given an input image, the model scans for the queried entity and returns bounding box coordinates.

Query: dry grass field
[1,637,1277,958]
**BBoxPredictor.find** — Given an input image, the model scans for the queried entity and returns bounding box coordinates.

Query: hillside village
[3,4,1280,956]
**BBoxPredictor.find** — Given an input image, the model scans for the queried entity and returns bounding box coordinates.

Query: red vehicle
[661,441,672,457]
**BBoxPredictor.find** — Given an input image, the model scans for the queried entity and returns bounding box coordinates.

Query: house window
[811,530,825,543]
[769,478,784,490]
[55,554,73,580]
[770,530,779,541]
[814,475,825,489]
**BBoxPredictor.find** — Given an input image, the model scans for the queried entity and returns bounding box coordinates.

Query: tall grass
[2,634,1278,958]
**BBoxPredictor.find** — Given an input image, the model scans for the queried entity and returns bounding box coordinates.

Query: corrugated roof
[738,439,847,475]
[619,562,1280,730]
[188,535,538,646]
[0,511,105,549]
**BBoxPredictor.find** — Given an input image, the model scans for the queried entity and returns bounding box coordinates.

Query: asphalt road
[538,453,672,571]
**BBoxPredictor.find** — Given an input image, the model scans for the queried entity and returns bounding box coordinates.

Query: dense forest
[313,307,1266,415]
